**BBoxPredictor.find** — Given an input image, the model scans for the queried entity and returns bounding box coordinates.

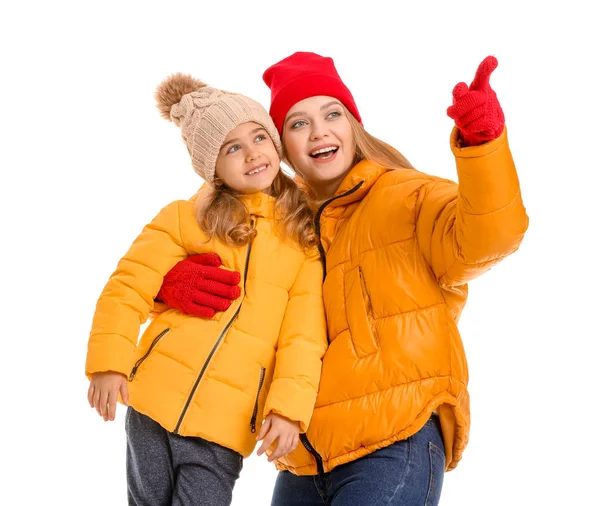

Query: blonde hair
[196,170,316,249]
[345,107,414,171]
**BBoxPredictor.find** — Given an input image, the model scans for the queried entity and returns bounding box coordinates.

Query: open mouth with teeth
[245,163,269,176]
[310,146,339,160]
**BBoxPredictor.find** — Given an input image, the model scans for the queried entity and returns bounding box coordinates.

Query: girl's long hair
[196,170,316,249]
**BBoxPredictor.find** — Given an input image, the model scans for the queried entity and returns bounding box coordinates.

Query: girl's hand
[256,413,300,462]
[447,55,505,146]
[88,371,129,422]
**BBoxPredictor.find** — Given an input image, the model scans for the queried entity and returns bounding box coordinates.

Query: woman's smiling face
[282,96,355,198]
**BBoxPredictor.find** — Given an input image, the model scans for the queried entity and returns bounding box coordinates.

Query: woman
[158,52,528,505]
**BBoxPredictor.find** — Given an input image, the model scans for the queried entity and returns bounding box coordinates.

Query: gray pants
[126,407,243,506]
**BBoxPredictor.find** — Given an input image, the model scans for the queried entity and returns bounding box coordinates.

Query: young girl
[159,53,529,505]
[85,74,327,506]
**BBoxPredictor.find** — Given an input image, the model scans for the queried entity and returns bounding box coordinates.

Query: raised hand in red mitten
[447,56,505,147]
[157,253,241,319]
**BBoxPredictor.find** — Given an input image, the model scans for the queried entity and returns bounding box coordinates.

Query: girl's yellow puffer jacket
[86,188,327,457]
[275,128,528,475]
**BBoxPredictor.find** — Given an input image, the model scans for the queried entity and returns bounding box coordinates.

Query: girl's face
[282,96,356,198]
[215,122,280,193]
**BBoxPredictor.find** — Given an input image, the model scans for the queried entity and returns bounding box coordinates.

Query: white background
[2,1,599,504]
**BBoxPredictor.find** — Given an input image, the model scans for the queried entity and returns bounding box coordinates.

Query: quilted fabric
[276,127,528,475]
[86,187,327,457]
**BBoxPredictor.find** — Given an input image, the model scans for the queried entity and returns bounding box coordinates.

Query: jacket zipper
[250,366,266,433]
[358,265,375,329]
[128,328,171,381]
[314,181,365,281]
[314,181,364,345]
[174,219,255,434]
[299,433,325,478]
[296,182,365,478]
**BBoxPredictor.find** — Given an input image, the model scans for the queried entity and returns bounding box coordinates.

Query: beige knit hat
[155,73,282,182]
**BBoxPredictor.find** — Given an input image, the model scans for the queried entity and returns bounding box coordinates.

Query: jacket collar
[292,160,389,208]
[240,190,276,218]
[192,184,276,219]
[325,160,388,208]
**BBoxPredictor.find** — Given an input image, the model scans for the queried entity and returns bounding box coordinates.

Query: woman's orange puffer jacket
[86,188,328,457]
[275,128,528,475]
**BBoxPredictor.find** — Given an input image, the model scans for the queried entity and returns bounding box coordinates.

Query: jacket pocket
[344,265,379,357]
[250,366,266,433]
[128,328,171,381]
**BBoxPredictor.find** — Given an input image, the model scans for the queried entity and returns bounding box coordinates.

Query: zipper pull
[250,417,257,433]
[128,367,137,381]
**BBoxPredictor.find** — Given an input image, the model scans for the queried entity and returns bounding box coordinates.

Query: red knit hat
[263,51,362,134]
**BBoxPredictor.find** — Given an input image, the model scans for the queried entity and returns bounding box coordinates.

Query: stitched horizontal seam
[121,256,164,278]
[245,274,293,293]
[153,348,260,398]
[228,326,275,349]
[356,235,415,258]
[447,255,502,269]
[327,235,416,272]
[371,302,445,321]
[335,302,445,334]
[460,190,521,216]
[316,375,456,409]
[438,196,522,281]
[324,176,437,271]
[371,174,442,192]
[90,331,133,343]
[438,253,504,286]
[207,374,259,399]
[152,348,195,373]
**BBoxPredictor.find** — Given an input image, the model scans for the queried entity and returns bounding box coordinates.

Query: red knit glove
[157,253,241,319]
[447,56,505,147]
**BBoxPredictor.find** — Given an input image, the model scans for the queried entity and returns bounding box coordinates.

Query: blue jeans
[271,416,445,506]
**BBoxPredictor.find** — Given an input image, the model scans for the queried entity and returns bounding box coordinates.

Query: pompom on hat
[262,52,362,134]
[155,73,282,182]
